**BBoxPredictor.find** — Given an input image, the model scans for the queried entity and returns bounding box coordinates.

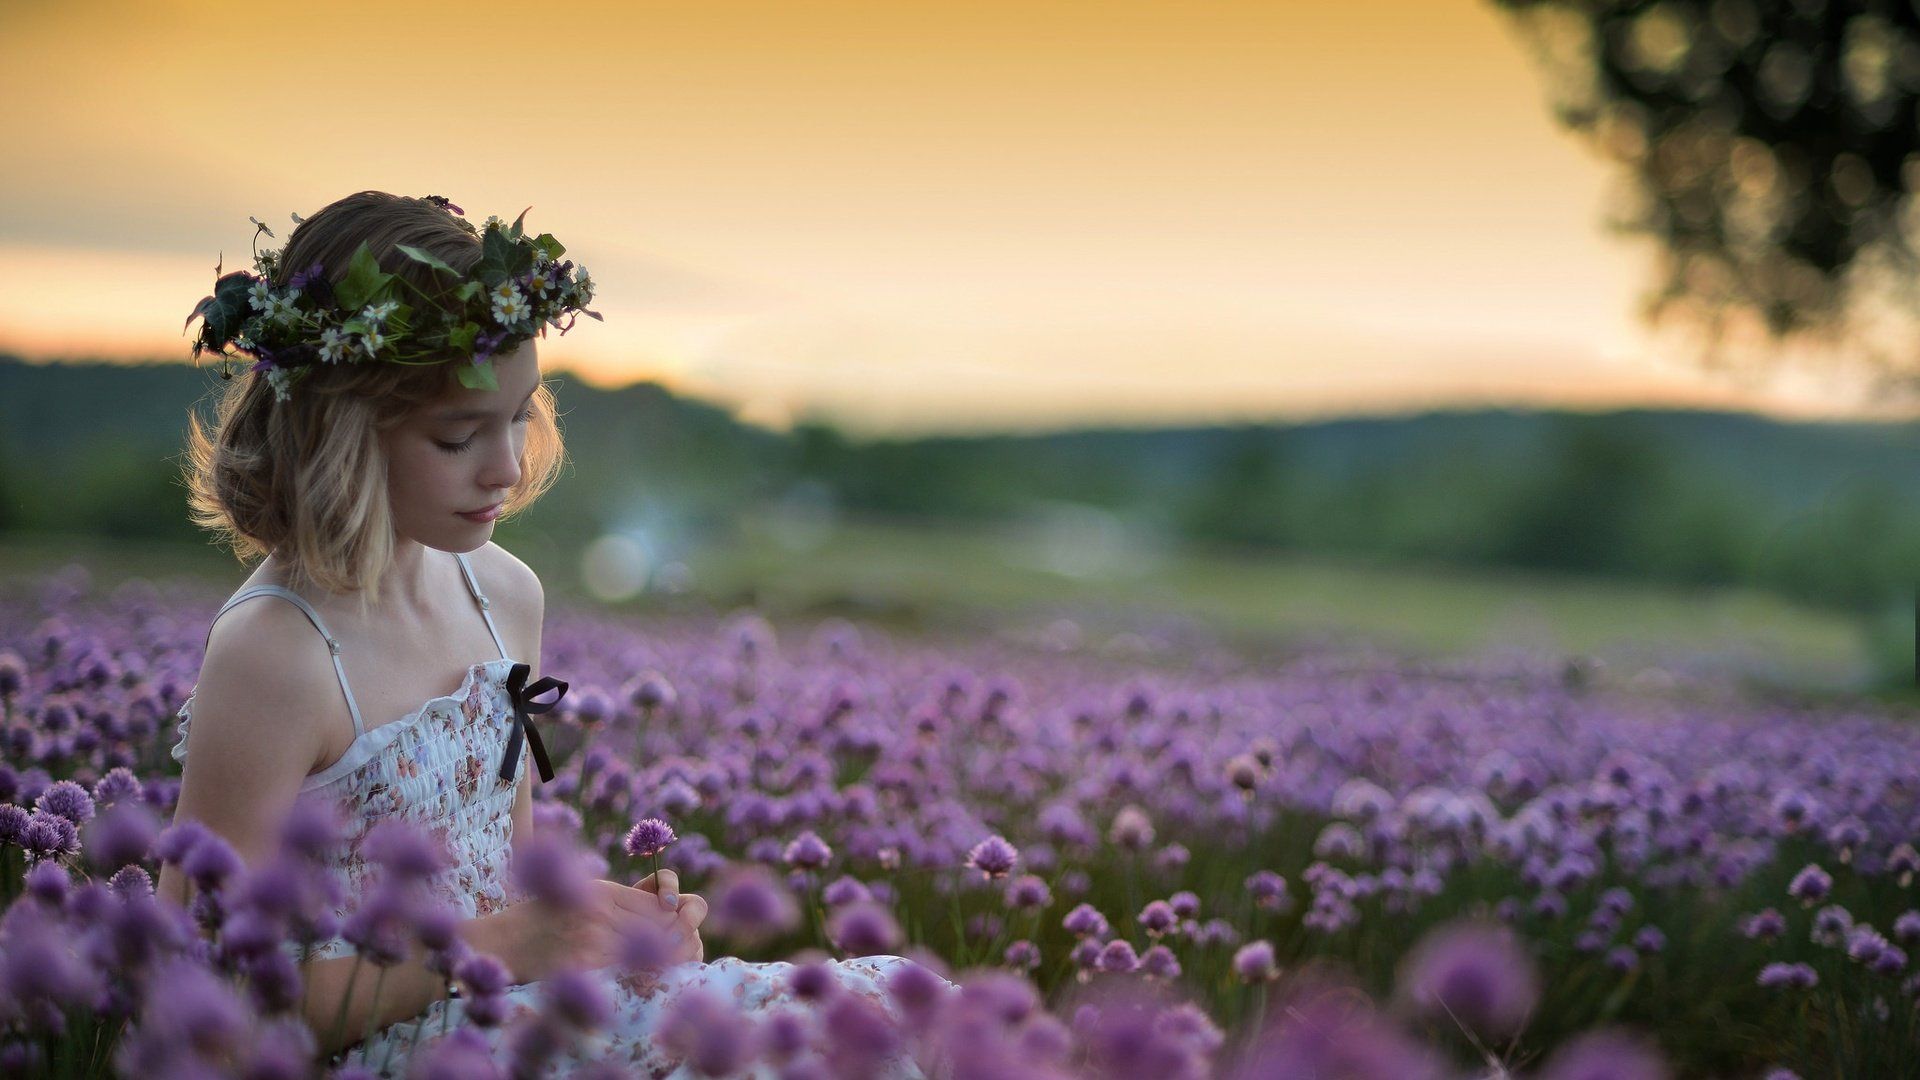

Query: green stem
[359,965,391,1068]
[327,955,365,1062]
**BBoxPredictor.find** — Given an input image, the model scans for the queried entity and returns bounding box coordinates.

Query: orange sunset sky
[0,0,1898,433]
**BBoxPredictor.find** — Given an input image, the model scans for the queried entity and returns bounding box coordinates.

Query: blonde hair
[182,191,566,614]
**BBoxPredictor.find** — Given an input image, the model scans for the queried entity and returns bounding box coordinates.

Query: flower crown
[184,196,602,402]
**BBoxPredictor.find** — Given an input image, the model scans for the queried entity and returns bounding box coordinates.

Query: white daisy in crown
[492,290,531,327]
[318,327,348,364]
[362,300,399,322]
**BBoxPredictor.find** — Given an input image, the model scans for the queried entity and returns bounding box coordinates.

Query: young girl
[157,191,935,1076]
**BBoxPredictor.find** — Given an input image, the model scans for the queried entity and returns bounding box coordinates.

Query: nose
[481,431,523,492]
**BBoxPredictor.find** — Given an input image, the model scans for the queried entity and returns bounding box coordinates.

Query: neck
[377,539,444,613]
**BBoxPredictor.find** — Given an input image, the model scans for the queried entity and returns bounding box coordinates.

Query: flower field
[2,567,1918,1077]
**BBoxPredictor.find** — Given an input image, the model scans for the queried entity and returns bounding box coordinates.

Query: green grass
[0,521,1881,694]
[682,517,1874,692]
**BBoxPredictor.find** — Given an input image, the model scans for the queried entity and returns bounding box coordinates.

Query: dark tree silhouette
[1492,0,1920,380]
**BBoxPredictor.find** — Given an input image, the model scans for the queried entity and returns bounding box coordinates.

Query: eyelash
[436,410,532,454]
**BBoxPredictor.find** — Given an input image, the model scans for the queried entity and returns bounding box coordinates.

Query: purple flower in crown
[424,194,466,216]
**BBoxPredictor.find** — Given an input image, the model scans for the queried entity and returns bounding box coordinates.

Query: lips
[458,503,503,522]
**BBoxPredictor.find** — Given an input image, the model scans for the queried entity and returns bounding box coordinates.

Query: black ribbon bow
[500,662,567,784]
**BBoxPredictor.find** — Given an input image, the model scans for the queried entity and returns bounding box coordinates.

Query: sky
[0,0,1898,434]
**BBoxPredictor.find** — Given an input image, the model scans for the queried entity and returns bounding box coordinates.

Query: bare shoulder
[469,542,545,665]
[193,597,340,759]
[470,541,544,614]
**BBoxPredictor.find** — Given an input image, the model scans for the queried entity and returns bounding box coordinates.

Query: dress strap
[455,552,512,661]
[203,585,368,738]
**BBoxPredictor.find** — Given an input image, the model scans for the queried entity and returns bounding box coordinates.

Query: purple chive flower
[1108,805,1155,852]
[782,830,833,870]
[24,859,70,906]
[1096,939,1140,974]
[0,803,28,846]
[966,835,1019,878]
[510,830,591,910]
[362,819,449,880]
[1847,925,1892,966]
[1812,905,1855,947]
[708,864,801,944]
[277,799,344,861]
[91,767,141,807]
[1004,874,1052,911]
[828,902,902,956]
[1004,939,1042,971]
[340,884,411,966]
[0,649,23,697]
[1537,1030,1671,1080]
[22,809,80,862]
[1139,943,1182,979]
[83,801,159,872]
[1605,945,1640,973]
[1063,903,1110,939]
[1893,910,1920,943]
[658,988,761,1077]
[1069,937,1104,972]
[1889,843,1920,882]
[822,875,875,907]
[886,958,952,1032]
[822,995,902,1074]
[1397,920,1540,1036]
[1138,900,1179,937]
[543,969,614,1030]
[1633,926,1667,954]
[137,957,252,1059]
[1744,908,1787,940]
[623,817,678,860]
[1246,870,1288,909]
[108,864,155,899]
[180,830,243,890]
[1168,891,1201,919]
[1788,863,1832,905]
[787,957,839,1001]
[1758,962,1819,989]
[153,820,212,865]
[1232,940,1279,983]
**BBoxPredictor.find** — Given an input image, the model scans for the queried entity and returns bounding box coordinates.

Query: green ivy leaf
[533,233,565,260]
[454,281,484,302]
[457,359,499,392]
[395,244,460,277]
[448,321,480,353]
[335,243,392,311]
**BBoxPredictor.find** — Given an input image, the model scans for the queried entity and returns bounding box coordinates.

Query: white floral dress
[172,552,930,1078]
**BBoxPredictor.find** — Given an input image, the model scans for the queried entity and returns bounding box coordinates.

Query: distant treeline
[2,355,1916,614]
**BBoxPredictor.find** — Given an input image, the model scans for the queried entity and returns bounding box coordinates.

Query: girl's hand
[635,869,709,964]
[481,879,682,983]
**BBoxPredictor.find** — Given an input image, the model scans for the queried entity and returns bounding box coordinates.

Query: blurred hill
[3,354,1916,619]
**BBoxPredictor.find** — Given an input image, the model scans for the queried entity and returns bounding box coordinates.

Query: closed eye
[436,408,532,454]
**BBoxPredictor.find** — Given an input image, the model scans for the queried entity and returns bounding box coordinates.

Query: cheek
[386,442,456,507]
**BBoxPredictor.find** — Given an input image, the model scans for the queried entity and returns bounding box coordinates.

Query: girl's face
[381,338,540,553]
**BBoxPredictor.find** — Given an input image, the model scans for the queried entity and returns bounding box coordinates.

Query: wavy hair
[182,191,565,614]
